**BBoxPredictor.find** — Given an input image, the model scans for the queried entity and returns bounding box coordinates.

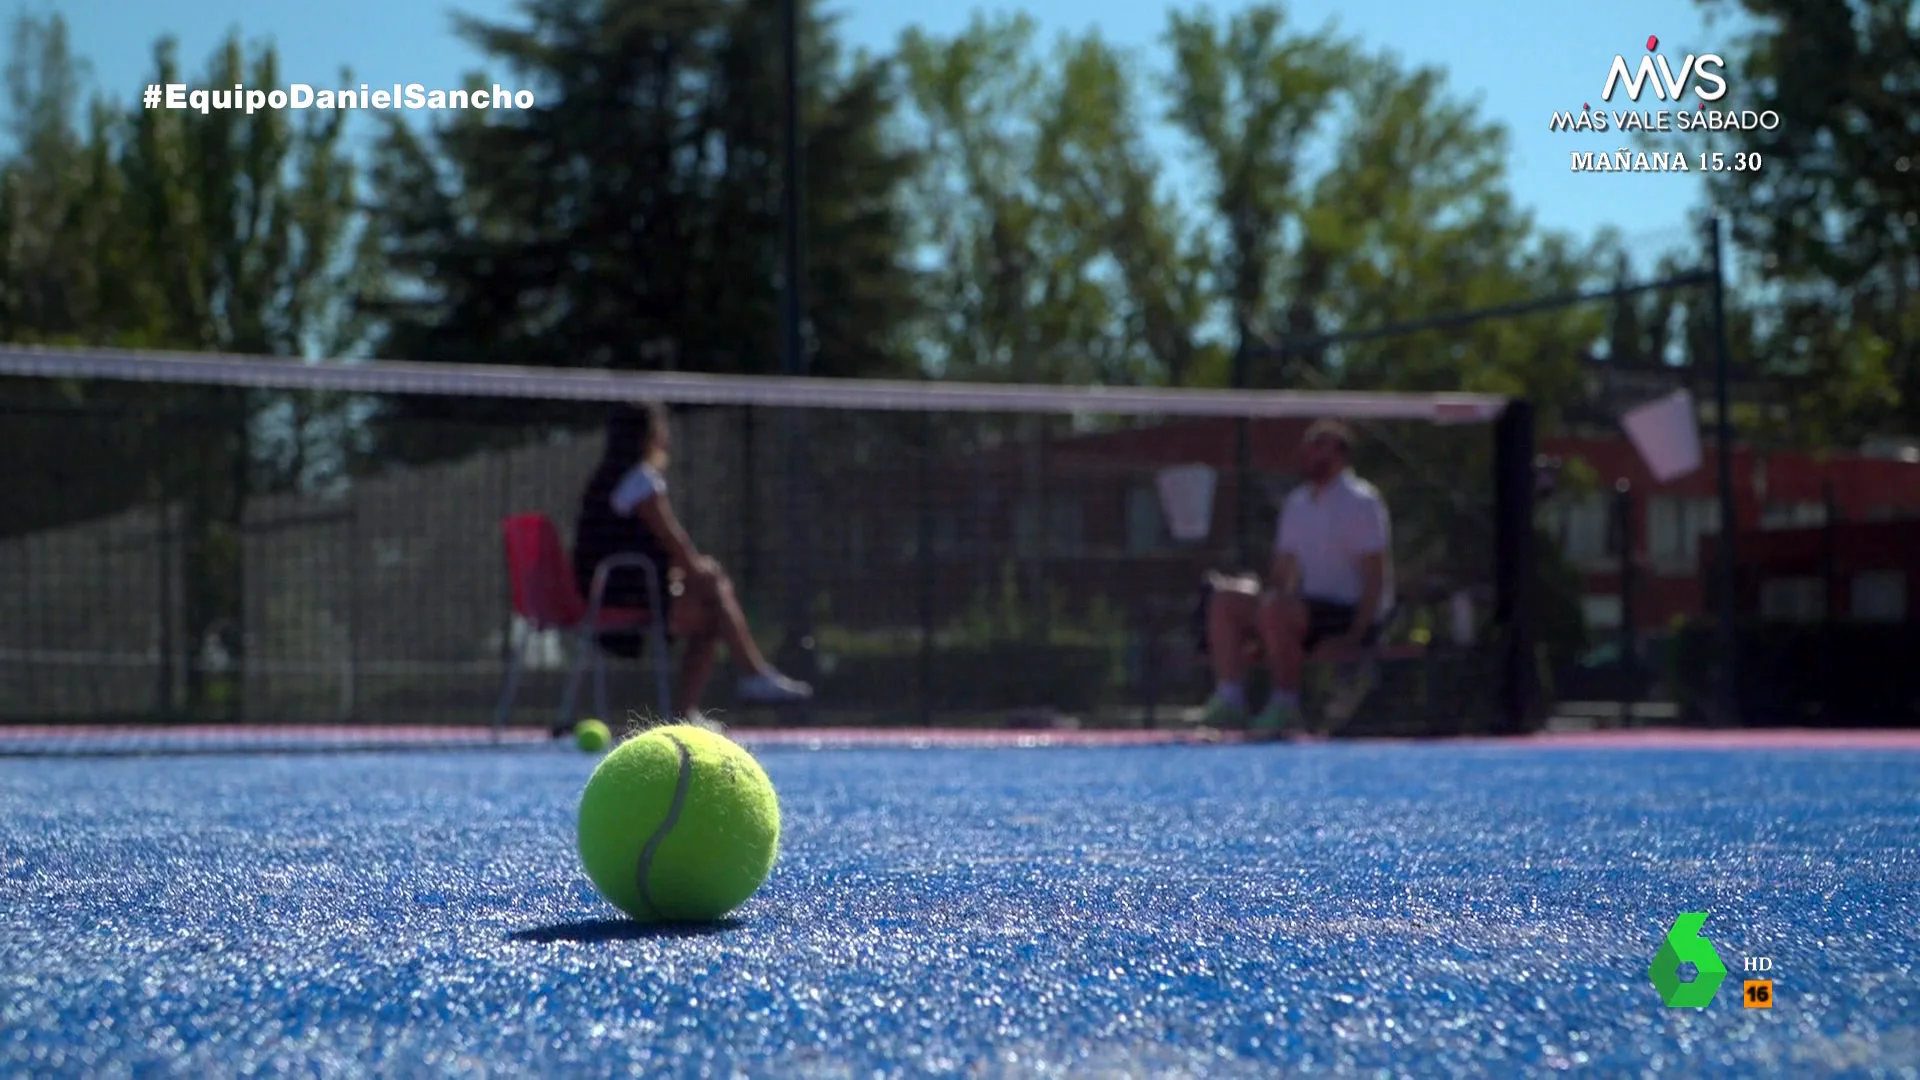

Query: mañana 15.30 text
[1571,150,1763,173]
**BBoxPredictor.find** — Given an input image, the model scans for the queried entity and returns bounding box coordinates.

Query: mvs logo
[1602,34,1728,104]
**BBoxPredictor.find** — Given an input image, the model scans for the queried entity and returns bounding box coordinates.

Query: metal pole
[1615,479,1637,727]
[1492,400,1537,735]
[1821,477,1837,696]
[1708,215,1740,726]
[740,409,757,594]
[155,470,175,716]
[1230,330,1253,569]
[778,0,816,703]
[781,0,803,383]
[1821,478,1839,621]
[916,413,935,726]
[344,491,361,722]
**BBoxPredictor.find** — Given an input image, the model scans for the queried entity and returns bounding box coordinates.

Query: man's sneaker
[1199,694,1248,730]
[1323,661,1380,729]
[1249,697,1302,740]
[737,671,814,705]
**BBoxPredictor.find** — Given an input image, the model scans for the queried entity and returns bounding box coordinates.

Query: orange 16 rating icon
[1744,980,1773,1009]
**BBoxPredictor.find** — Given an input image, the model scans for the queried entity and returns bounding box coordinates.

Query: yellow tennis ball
[575,724,780,923]
[573,719,610,753]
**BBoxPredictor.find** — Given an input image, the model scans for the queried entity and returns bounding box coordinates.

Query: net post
[226,388,250,725]
[778,417,817,709]
[916,412,936,726]
[1232,419,1256,569]
[1029,419,1052,643]
[1493,398,1537,734]
[1820,478,1839,625]
[1230,334,1255,568]
[1707,214,1740,726]
[153,451,177,717]
[1614,479,1638,726]
[344,488,363,723]
[1820,478,1838,697]
[740,409,759,595]
[494,451,514,736]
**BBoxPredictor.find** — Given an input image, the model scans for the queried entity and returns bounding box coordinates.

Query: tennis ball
[576,723,780,923]
[574,719,610,753]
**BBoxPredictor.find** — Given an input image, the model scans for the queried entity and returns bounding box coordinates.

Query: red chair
[493,513,672,737]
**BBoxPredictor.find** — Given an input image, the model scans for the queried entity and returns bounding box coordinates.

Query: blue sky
[41,0,1742,264]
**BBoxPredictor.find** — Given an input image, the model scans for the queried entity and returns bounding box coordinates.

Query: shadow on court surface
[511,917,746,943]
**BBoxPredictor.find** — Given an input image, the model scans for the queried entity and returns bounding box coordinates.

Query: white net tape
[0,344,1510,421]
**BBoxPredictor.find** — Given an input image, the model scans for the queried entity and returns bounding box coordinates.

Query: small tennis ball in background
[576,723,780,923]
[573,719,610,753]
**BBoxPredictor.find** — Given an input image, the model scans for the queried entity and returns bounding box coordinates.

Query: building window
[1545,494,1612,567]
[1581,595,1623,631]
[1126,485,1169,553]
[1647,496,1722,572]
[1864,505,1916,522]
[1851,571,1907,622]
[897,511,962,563]
[1051,500,1083,554]
[1759,577,1824,622]
[1015,498,1084,557]
[1761,502,1827,530]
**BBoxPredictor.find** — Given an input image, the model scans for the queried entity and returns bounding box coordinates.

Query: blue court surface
[3,735,1917,1077]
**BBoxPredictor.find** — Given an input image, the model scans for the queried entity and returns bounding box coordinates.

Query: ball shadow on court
[510,917,747,943]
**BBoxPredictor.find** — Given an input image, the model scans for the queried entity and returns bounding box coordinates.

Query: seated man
[572,402,812,721]
[1201,419,1394,735]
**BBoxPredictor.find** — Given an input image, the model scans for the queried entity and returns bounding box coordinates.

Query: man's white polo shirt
[1276,470,1394,615]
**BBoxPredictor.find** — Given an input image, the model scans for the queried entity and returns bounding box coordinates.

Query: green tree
[0,15,153,348]
[362,0,923,462]
[1697,0,1919,445]
[1297,54,1603,409]
[0,15,159,567]
[0,16,374,711]
[1163,10,1605,410]
[1162,5,1352,387]
[1039,38,1218,387]
[899,15,1215,386]
[121,34,375,707]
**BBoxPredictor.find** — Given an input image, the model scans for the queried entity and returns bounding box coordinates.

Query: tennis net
[0,345,1537,743]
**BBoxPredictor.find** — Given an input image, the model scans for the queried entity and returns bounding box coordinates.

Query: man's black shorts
[1299,597,1379,653]
[1191,576,1379,655]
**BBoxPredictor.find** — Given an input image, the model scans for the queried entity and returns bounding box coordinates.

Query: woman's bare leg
[673,634,719,715]
[684,567,774,674]
[674,561,813,705]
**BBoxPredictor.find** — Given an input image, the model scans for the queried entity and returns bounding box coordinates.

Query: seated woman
[572,402,813,717]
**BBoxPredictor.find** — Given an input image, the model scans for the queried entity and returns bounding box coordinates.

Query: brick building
[1538,436,1920,632]
[1702,518,1920,624]
[819,416,1920,639]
